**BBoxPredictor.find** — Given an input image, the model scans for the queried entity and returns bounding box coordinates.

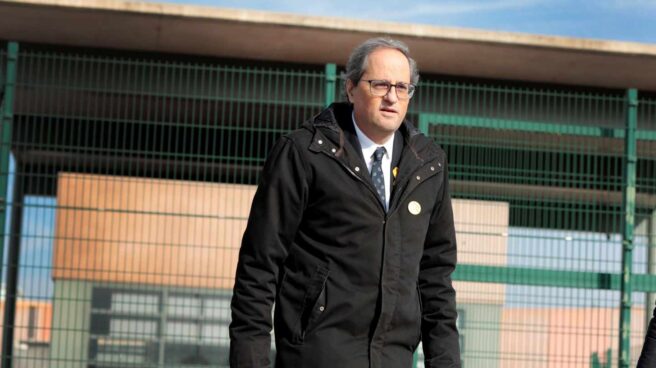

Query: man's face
[346,47,411,144]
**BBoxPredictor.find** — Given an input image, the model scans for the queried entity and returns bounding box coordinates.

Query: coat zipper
[318,150,387,216]
[318,149,391,351]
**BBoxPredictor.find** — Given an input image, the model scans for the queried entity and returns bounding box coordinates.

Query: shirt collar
[352,112,394,161]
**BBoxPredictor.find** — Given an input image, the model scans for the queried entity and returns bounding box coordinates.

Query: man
[230,37,460,368]
[638,303,656,367]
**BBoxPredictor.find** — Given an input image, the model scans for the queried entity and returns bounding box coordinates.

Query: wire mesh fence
[421,93,623,367]
[0,43,655,368]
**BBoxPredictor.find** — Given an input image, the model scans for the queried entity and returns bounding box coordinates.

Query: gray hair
[344,37,419,92]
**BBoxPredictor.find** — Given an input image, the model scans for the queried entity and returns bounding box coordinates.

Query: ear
[345,79,355,102]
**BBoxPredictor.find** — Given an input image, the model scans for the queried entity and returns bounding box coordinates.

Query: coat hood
[303,102,439,163]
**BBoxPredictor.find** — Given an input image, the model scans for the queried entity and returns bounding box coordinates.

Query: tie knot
[373,147,386,162]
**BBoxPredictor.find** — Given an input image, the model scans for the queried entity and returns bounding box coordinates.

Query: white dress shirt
[352,112,394,209]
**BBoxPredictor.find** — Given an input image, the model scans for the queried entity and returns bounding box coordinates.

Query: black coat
[230,103,460,368]
[638,303,656,367]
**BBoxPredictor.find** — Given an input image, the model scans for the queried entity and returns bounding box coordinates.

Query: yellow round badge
[408,201,421,215]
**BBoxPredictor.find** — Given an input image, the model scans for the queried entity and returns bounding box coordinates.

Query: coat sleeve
[418,159,461,368]
[637,303,656,368]
[229,136,309,368]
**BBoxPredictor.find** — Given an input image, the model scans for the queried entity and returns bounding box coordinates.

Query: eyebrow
[370,79,412,84]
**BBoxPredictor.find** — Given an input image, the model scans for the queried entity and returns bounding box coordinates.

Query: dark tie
[371,147,387,210]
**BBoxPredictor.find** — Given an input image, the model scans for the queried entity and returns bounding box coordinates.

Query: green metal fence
[417,86,656,367]
[0,41,655,368]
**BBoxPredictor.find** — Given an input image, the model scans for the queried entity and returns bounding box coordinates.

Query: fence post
[0,41,18,368]
[591,352,600,368]
[0,42,17,275]
[648,211,656,329]
[325,63,336,107]
[619,88,638,368]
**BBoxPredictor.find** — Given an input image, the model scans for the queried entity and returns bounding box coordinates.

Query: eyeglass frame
[359,79,416,100]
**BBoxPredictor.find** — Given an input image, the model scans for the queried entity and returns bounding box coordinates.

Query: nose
[384,85,399,103]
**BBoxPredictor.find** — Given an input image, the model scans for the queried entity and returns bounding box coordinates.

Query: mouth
[380,107,398,114]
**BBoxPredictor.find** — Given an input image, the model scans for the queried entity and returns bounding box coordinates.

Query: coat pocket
[292,265,329,344]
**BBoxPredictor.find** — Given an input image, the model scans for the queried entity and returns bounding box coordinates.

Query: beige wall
[54,173,509,295]
[0,300,52,347]
[453,199,509,305]
[54,173,255,289]
[500,307,646,368]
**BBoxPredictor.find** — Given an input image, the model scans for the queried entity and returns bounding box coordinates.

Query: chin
[379,119,403,131]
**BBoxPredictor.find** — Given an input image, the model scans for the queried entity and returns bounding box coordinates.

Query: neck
[369,132,394,145]
[354,122,394,145]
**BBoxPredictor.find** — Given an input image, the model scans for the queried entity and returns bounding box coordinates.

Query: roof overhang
[1,0,656,91]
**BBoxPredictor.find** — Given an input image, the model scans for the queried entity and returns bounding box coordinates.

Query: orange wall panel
[54,173,255,289]
[500,307,646,368]
[453,199,509,305]
[0,300,52,346]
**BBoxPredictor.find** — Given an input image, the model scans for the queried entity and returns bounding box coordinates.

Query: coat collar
[304,102,444,214]
[305,102,439,165]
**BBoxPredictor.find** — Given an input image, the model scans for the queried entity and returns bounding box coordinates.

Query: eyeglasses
[360,79,416,100]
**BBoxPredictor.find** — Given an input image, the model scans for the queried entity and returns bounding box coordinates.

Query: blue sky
[151,0,656,44]
[2,156,55,300]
